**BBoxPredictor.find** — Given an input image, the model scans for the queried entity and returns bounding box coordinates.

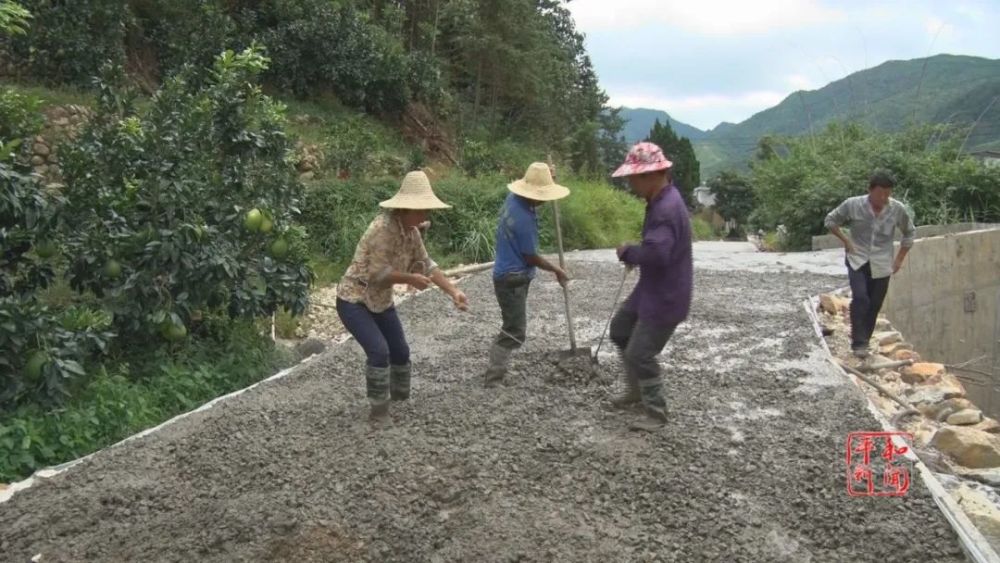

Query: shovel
[592,266,630,364]
[837,360,922,425]
[552,200,592,360]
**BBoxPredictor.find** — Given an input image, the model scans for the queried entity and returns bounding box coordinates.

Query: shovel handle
[594,267,630,361]
[553,200,567,270]
[838,360,919,415]
[552,201,577,351]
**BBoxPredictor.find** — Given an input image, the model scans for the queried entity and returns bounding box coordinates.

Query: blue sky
[566,0,1000,131]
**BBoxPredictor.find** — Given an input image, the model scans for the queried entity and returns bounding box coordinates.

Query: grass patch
[546,180,644,250]
[691,216,717,241]
[280,94,417,180]
[0,80,94,108]
[280,94,355,145]
[0,320,293,482]
[308,255,346,287]
[760,230,787,252]
[274,307,311,339]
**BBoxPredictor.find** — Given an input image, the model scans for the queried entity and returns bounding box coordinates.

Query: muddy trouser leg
[608,304,640,405]
[623,320,677,421]
[336,298,392,413]
[485,273,531,386]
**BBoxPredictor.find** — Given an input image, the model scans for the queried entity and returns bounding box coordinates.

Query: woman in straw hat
[483,162,570,387]
[607,142,692,429]
[336,170,469,423]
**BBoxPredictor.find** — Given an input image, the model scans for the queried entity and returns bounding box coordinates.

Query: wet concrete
[0,244,967,561]
[568,242,845,276]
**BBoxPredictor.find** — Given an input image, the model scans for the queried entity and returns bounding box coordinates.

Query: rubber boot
[630,376,667,431]
[484,343,512,388]
[390,363,411,401]
[366,365,390,423]
[609,368,641,409]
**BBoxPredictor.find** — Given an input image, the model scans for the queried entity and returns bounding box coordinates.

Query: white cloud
[568,0,847,35]
[924,16,953,37]
[785,73,816,90]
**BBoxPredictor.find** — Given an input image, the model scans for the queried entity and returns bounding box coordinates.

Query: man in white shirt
[824,171,916,358]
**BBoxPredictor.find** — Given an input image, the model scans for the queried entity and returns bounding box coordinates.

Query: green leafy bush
[0,318,288,481]
[130,0,235,80]
[459,137,540,178]
[690,217,717,241]
[0,87,43,148]
[3,0,128,87]
[324,112,409,180]
[240,0,412,114]
[60,47,312,345]
[751,123,1000,249]
[0,0,32,36]
[1,162,114,408]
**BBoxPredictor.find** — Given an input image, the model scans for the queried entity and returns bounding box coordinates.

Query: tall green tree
[646,119,700,205]
[594,107,628,176]
[707,171,754,235]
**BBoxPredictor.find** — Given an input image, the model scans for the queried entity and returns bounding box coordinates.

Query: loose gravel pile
[0,257,968,562]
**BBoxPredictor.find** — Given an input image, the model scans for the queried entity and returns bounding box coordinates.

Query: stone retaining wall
[26,104,93,186]
[884,227,1000,416]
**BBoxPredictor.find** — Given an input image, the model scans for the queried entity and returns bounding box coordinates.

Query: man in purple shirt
[608,142,694,428]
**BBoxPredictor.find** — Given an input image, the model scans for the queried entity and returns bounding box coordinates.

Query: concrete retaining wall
[884,227,1000,415]
[812,222,1000,251]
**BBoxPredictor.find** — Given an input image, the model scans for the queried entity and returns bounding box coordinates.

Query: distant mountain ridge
[619,55,1000,179]
[620,107,706,144]
[698,54,1000,177]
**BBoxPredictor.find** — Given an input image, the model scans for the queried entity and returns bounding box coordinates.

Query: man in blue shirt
[484,162,569,387]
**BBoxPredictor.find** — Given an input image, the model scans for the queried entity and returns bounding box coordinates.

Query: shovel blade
[559,347,593,360]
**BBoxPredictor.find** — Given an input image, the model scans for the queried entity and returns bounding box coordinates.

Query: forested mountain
[695,54,1000,177]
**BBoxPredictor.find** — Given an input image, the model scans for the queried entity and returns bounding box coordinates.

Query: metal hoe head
[559,345,594,361]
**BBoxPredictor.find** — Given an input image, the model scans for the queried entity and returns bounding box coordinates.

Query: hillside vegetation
[697,55,1000,177]
[0,0,645,481]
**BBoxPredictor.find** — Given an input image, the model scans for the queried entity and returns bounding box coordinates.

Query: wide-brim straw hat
[611,141,674,178]
[508,162,570,201]
[379,170,452,210]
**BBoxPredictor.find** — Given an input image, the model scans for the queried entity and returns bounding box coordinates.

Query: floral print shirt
[337,213,438,312]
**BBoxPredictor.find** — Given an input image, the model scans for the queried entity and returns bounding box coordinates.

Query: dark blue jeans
[847,261,890,350]
[336,298,410,368]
